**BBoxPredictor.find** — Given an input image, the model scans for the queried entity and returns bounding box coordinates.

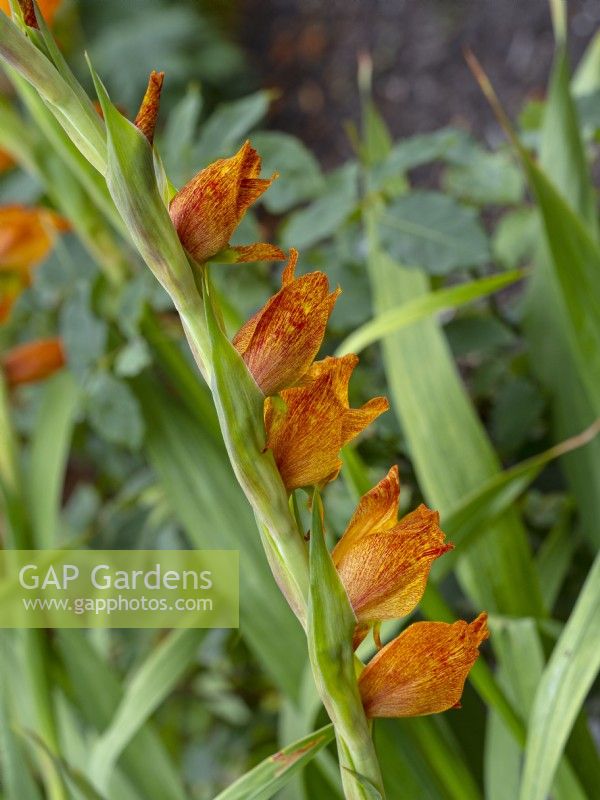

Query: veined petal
[2,338,65,386]
[169,141,278,264]
[359,614,489,718]
[264,370,345,490]
[264,355,388,490]
[342,396,390,442]
[230,243,286,264]
[332,466,400,563]
[233,250,340,395]
[335,508,452,623]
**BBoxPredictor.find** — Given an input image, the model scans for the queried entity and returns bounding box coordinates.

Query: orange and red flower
[169,141,285,265]
[333,467,452,629]
[233,249,340,396]
[359,614,489,717]
[264,355,388,490]
[2,338,65,386]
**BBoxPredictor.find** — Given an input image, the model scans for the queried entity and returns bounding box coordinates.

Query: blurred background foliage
[0,1,599,799]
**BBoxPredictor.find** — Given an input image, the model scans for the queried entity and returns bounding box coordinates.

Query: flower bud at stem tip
[134,70,164,146]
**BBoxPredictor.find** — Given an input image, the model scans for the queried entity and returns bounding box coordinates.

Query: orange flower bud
[264,355,388,490]
[233,249,340,396]
[0,0,61,25]
[134,71,164,146]
[332,468,452,634]
[2,338,65,386]
[169,141,285,264]
[359,614,489,718]
[0,148,14,174]
[0,205,69,275]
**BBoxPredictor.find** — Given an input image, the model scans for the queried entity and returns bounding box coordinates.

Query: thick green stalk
[308,493,385,799]
[201,273,310,623]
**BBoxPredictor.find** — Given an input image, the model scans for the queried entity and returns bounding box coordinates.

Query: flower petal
[234,251,340,395]
[169,141,277,264]
[359,614,489,718]
[264,356,388,490]
[264,370,345,489]
[2,338,65,386]
[335,506,452,623]
[332,466,400,563]
[230,243,286,264]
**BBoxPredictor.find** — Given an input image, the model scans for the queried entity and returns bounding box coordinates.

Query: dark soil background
[236,0,596,166]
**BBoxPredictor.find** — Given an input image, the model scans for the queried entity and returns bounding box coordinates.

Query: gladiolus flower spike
[169,141,285,265]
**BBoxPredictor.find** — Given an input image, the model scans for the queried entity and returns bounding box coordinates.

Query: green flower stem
[201,271,309,623]
[308,493,385,799]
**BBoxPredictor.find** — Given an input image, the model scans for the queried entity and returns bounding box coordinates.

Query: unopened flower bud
[2,338,65,386]
[134,70,164,146]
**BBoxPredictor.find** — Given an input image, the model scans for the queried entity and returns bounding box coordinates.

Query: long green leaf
[57,631,187,800]
[215,725,335,800]
[26,372,79,548]
[336,269,524,356]
[519,553,600,800]
[89,629,205,792]
[364,235,543,617]
[523,39,600,548]
[433,420,600,580]
[0,676,42,800]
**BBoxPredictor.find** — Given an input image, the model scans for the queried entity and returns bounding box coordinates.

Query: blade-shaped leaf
[26,372,79,548]
[519,553,600,800]
[214,725,335,800]
[57,630,188,800]
[432,420,600,580]
[336,269,524,356]
[89,629,205,792]
[364,237,543,617]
